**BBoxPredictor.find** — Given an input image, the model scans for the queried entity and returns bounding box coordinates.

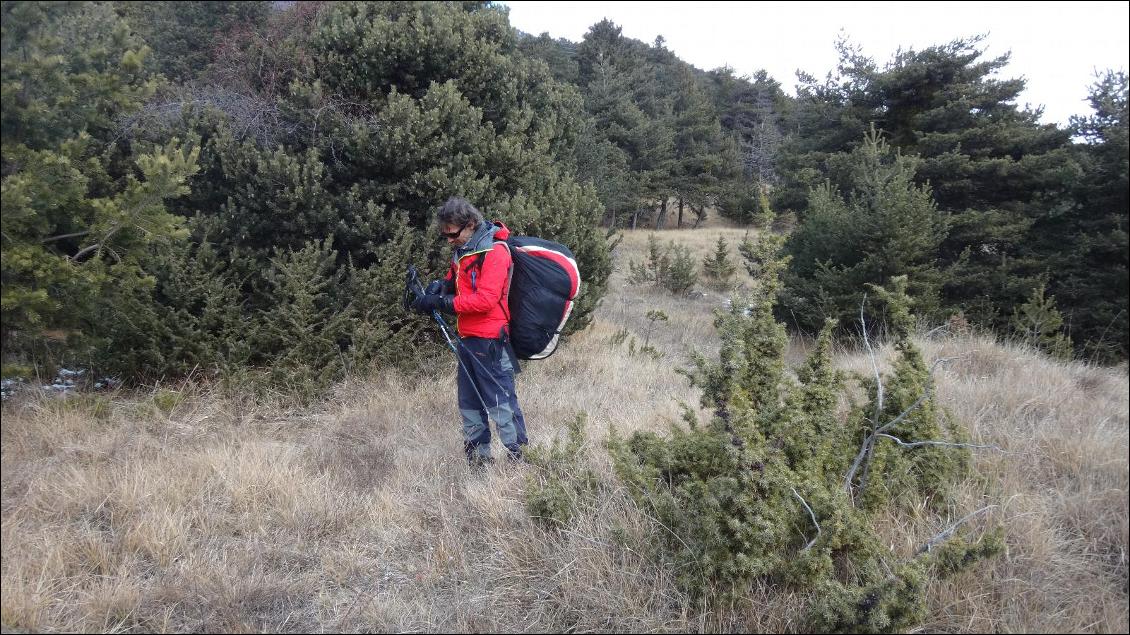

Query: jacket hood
[457,220,510,256]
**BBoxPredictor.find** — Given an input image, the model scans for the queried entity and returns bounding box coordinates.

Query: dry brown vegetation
[2,226,1127,632]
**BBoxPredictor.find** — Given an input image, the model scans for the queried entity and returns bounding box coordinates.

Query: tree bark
[654,198,668,230]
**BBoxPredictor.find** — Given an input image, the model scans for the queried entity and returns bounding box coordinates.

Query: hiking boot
[467,451,494,472]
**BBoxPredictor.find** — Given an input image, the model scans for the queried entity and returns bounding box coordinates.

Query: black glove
[412,293,454,315]
[425,280,444,296]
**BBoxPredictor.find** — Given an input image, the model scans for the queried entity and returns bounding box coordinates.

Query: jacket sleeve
[452,243,510,315]
[442,264,456,294]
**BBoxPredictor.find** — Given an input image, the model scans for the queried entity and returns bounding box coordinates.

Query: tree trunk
[631,208,639,230]
[655,198,668,230]
[677,196,684,228]
[692,204,705,229]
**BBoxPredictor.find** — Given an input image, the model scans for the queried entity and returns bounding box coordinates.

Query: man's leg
[457,339,492,464]
[499,349,528,449]
[484,339,523,459]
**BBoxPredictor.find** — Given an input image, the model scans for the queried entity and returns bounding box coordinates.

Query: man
[412,196,528,467]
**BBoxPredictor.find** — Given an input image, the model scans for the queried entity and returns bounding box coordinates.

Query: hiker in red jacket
[412,197,528,467]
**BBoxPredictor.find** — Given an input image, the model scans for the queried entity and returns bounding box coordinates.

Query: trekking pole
[404,266,502,410]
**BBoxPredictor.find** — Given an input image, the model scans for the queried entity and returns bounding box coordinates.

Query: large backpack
[499,236,581,360]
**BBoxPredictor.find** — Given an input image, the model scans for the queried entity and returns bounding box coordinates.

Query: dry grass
[2,227,1127,632]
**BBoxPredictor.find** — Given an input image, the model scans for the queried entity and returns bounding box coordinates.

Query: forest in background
[2,0,1127,393]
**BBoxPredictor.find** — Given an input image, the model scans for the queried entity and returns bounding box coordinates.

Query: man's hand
[412,293,454,315]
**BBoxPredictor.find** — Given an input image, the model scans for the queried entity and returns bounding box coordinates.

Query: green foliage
[574,21,739,226]
[627,234,668,286]
[781,128,947,335]
[1010,282,1074,360]
[188,0,610,355]
[532,236,995,631]
[777,36,1082,339]
[755,186,775,229]
[708,66,785,231]
[929,525,1005,578]
[701,236,737,291]
[3,1,613,387]
[718,180,775,228]
[53,393,114,421]
[516,32,579,86]
[1,1,200,372]
[643,309,667,349]
[693,232,790,415]
[524,414,602,527]
[114,1,270,82]
[708,67,788,188]
[625,234,696,295]
[669,64,737,219]
[663,242,698,295]
[1046,70,1129,362]
[256,240,351,401]
[1,364,34,380]
[151,387,186,414]
[849,277,972,512]
[805,561,928,634]
[716,180,760,225]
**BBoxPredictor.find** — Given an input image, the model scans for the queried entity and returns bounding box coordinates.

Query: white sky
[501,1,1130,127]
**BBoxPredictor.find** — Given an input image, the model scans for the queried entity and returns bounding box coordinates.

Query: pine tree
[708,68,788,187]
[153,1,610,383]
[662,241,698,295]
[754,181,774,228]
[1046,70,1129,361]
[114,1,270,83]
[257,240,351,401]
[577,20,675,227]
[1,1,200,372]
[701,236,737,290]
[1010,282,1074,360]
[669,65,734,228]
[516,31,579,86]
[777,36,1079,334]
[599,237,990,629]
[781,128,948,334]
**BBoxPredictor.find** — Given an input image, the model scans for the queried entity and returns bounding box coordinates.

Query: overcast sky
[501,1,1129,127]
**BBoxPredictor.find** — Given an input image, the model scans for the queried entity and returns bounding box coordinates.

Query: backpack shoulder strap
[478,240,512,323]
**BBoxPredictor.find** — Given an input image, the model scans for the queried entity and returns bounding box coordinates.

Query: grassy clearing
[2,226,1126,632]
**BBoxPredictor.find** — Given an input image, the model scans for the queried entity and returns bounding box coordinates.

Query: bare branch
[916,505,997,555]
[792,488,821,551]
[70,242,102,262]
[923,323,948,338]
[70,223,122,263]
[41,230,91,244]
[861,293,884,426]
[876,433,1003,452]
[845,354,965,498]
[854,294,884,499]
[876,357,958,436]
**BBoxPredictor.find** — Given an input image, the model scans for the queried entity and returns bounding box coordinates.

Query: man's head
[437,197,483,247]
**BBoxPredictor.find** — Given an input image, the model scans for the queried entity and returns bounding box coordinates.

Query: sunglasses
[439,224,467,240]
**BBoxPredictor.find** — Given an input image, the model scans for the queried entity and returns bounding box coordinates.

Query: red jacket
[445,221,512,339]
